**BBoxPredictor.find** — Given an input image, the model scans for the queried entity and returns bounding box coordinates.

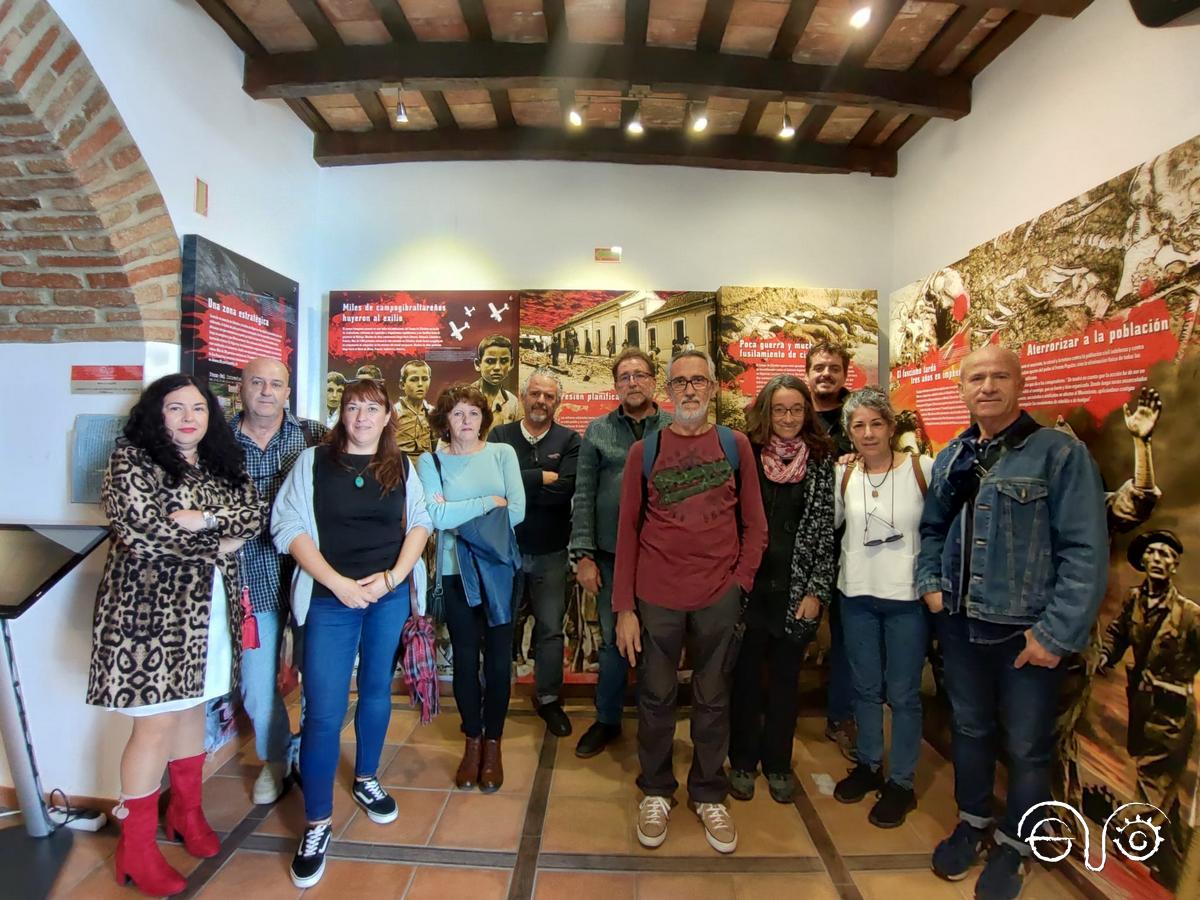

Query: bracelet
[383,569,395,592]
[202,511,219,531]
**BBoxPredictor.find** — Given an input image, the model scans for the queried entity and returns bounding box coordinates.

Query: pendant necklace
[351,457,372,489]
[865,458,893,498]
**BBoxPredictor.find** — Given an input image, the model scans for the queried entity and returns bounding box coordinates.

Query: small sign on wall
[70,365,143,394]
[195,178,209,217]
[594,246,622,263]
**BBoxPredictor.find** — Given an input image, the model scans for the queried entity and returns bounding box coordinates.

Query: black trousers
[728,624,806,774]
[636,582,742,803]
[442,575,515,739]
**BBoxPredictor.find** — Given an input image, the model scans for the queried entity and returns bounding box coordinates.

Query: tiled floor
[28,696,1095,900]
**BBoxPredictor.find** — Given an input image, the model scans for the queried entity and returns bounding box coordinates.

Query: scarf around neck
[762,434,810,484]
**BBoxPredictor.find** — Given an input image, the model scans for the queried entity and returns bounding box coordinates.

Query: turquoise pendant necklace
[351,457,372,489]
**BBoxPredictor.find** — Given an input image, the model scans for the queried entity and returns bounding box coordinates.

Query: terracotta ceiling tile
[509,86,561,102]
[511,97,562,127]
[582,95,622,127]
[729,0,790,29]
[383,90,439,130]
[640,95,687,129]
[310,93,375,131]
[226,0,318,52]
[721,25,779,57]
[873,112,903,144]
[486,0,549,42]
[756,99,810,137]
[447,97,499,128]
[396,0,471,40]
[703,96,749,135]
[315,0,393,44]
[565,0,626,43]
[646,0,705,49]
[936,7,1007,74]
[816,105,872,143]
[791,0,854,66]
[443,88,493,105]
[865,0,956,71]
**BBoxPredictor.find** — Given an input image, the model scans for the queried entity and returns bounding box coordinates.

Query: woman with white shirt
[832,386,934,829]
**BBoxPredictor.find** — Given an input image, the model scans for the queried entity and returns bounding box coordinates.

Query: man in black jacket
[489,368,581,736]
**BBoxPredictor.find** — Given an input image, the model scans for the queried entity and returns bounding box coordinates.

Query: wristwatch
[202,511,219,531]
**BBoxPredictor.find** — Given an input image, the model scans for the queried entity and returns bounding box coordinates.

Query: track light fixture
[778,113,795,139]
[567,105,584,128]
[395,99,408,125]
[690,102,708,133]
[626,108,644,136]
[849,5,871,28]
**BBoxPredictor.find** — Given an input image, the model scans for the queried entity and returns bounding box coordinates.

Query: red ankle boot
[164,753,221,858]
[113,790,187,895]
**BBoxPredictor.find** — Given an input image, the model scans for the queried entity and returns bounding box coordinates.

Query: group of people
[88,337,1112,900]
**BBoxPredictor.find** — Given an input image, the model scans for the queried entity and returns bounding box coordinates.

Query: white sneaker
[637,795,673,848]
[690,800,738,853]
[252,761,286,805]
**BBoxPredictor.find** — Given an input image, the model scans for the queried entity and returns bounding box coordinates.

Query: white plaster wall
[891,0,1200,292]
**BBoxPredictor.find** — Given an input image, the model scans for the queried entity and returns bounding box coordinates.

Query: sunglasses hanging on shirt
[862,462,903,547]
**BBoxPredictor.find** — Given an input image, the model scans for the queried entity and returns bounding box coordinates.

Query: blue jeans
[239,608,297,766]
[841,594,927,788]
[594,551,628,726]
[936,611,1065,853]
[826,592,854,726]
[299,585,409,821]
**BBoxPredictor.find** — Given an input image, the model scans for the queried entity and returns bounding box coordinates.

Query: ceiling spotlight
[567,106,584,128]
[778,112,795,140]
[690,103,708,133]
[395,99,408,125]
[849,5,871,29]
[626,109,644,136]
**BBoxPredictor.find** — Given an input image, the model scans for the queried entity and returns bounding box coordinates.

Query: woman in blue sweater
[417,383,525,792]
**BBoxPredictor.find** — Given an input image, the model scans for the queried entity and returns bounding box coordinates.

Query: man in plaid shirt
[232,358,327,804]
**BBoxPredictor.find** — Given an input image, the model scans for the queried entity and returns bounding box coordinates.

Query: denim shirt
[915,413,1108,657]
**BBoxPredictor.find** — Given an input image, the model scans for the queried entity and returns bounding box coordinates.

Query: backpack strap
[839,461,855,500]
[299,417,325,448]
[715,425,741,493]
[639,428,664,532]
[911,455,928,498]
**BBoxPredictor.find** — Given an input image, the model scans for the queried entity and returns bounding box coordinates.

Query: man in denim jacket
[917,345,1107,900]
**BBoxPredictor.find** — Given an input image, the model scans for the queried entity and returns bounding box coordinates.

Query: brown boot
[480,738,504,793]
[455,737,482,790]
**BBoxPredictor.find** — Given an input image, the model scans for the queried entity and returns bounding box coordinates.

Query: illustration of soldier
[1053,387,1163,808]
[1099,528,1199,885]
[473,334,522,427]
[394,359,435,462]
[356,364,384,382]
[325,371,347,428]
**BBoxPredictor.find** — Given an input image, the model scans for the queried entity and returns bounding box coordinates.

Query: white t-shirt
[834,454,934,601]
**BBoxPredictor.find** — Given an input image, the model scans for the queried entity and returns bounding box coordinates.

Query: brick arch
[0,0,179,344]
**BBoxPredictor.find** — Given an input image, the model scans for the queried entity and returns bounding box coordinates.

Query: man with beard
[1100,530,1198,885]
[806,342,856,759]
[570,348,672,758]
[232,357,327,804]
[489,370,581,736]
[394,359,435,461]
[473,334,522,426]
[613,349,767,854]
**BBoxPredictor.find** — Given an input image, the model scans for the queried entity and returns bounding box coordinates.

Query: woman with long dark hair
[87,374,260,897]
[417,383,525,795]
[728,374,836,804]
[272,378,431,889]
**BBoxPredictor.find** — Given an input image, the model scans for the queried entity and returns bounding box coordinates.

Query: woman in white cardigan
[832,386,935,829]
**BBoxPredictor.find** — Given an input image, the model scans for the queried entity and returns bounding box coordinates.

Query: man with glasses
[570,348,672,758]
[489,369,581,737]
[613,350,767,854]
[918,345,1106,900]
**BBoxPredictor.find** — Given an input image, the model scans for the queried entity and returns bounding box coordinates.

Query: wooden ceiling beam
[286,97,332,133]
[356,90,392,131]
[955,0,1089,17]
[490,89,515,128]
[367,0,417,43]
[958,11,1039,78]
[459,0,494,42]
[195,0,265,56]
[914,6,987,73]
[243,44,972,120]
[286,0,343,47]
[314,127,897,176]
[422,90,459,129]
[625,0,650,47]
[738,98,768,137]
[850,110,889,148]
[770,0,818,61]
[795,105,833,143]
[697,0,735,53]
[543,0,566,42]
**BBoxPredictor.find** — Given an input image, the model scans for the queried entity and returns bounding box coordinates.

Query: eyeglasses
[616,372,654,384]
[667,376,712,392]
[862,509,903,547]
[771,405,806,419]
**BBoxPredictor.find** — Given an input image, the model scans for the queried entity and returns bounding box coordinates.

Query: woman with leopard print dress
[87,374,260,897]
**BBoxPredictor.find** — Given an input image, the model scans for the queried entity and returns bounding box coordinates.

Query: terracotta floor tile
[429,792,526,851]
[254,780,358,839]
[201,773,258,831]
[403,712,468,747]
[46,829,118,897]
[725,789,816,856]
[339,789,448,845]
[952,864,1088,900]
[196,849,300,899]
[732,873,840,900]
[533,869,636,900]
[404,865,510,899]
[379,743,462,790]
[635,873,737,899]
[340,708,420,745]
[338,740,400,781]
[300,858,413,897]
[540,795,632,854]
[853,870,964,900]
[550,739,640,799]
[810,797,930,855]
[58,839,204,900]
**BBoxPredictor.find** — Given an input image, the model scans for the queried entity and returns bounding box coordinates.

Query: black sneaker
[975,843,1028,900]
[290,819,332,888]
[834,763,884,803]
[932,820,989,881]
[574,721,621,758]
[352,776,398,824]
[869,781,916,828]
[537,700,573,737]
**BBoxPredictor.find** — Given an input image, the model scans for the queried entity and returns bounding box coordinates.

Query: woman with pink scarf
[728,374,837,804]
